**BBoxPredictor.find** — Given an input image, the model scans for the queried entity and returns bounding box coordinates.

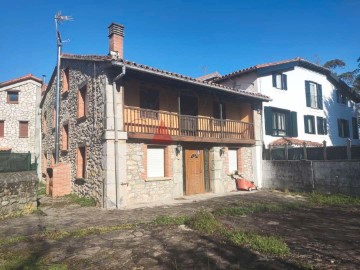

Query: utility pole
[54,12,72,163]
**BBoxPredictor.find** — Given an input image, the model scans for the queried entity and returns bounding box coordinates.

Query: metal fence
[0,152,37,173]
[263,140,360,161]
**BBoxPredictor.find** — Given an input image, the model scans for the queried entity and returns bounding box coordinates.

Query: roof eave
[111,61,271,102]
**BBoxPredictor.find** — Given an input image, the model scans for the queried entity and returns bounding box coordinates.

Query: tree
[324,57,360,93]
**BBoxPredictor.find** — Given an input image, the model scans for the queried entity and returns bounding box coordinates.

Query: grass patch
[214,202,303,217]
[184,210,290,257]
[229,231,290,256]
[186,210,222,234]
[64,194,96,207]
[154,215,189,225]
[37,181,46,196]
[307,193,360,206]
[43,224,134,240]
[0,235,28,246]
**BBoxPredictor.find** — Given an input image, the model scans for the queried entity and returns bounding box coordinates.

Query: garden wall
[262,160,360,196]
[0,171,38,217]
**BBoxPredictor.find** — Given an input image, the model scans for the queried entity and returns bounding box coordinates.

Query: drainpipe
[112,66,126,208]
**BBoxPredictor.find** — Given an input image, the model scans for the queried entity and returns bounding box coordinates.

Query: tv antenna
[54,11,73,164]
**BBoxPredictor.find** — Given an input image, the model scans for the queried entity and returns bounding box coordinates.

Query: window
[147,147,164,178]
[338,119,350,138]
[317,117,327,135]
[264,107,298,137]
[62,124,69,150]
[336,90,347,104]
[305,81,323,109]
[0,121,4,137]
[77,146,86,178]
[7,91,19,104]
[140,90,159,119]
[19,121,28,138]
[304,115,315,134]
[352,117,359,139]
[272,73,287,90]
[228,149,238,173]
[213,102,226,119]
[62,68,70,92]
[77,85,88,119]
[42,112,47,133]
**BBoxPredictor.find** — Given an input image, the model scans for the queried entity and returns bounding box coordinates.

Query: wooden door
[185,149,205,195]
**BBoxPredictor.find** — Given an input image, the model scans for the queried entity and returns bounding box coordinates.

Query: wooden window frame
[62,68,70,94]
[62,123,69,151]
[7,91,19,104]
[0,121,4,138]
[76,146,87,179]
[19,121,29,138]
[304,115,316,134]
[77,84,88,120]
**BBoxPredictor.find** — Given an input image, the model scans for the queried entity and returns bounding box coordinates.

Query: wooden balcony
[124,106,255,144]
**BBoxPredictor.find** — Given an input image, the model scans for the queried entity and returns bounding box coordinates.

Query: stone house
[41,23,270,208]
[0,74,43,177]
[213,58,360,147]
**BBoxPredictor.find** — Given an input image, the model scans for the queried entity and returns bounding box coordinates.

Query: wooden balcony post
[323,140,327,160]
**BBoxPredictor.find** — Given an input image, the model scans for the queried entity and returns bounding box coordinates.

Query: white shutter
[228,149,238,173]
[147,148,164,178]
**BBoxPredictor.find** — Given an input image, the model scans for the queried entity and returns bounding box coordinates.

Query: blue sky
[0,0,359,82]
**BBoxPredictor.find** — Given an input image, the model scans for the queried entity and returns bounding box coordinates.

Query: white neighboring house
[0,74,43,177]
[213,57,360,147]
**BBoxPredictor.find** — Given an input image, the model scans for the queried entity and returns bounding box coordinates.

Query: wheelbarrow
[232,171,257,191]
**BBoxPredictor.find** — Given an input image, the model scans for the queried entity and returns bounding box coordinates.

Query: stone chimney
[108,23,124,58]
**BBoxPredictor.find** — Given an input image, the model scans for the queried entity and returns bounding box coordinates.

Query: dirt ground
[0,191,359,270]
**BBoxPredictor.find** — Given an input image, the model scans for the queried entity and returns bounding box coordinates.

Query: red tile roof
[215,57,331,81]
[0,74,42,88]
[196,71,221,82]
[269,137,323,147]
[61,53,271,101]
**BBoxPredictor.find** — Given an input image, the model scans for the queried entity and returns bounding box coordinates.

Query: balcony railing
[124,106,255,143]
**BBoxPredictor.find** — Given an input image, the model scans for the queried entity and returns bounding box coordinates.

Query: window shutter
[336,90,340,103]
[317,84,323,109]
[0,121,4,137]
[337,119,342,137]
[305,81,311,107]
[19,121,28,137]
[304,115,309,133]
[352,117,359,139]
[147,148,165,178]
[290,111,298,137]
[264,107,273,135]
[228,150,238,173]
[316,117,321,134]
[282,74,288,90]
[324,119,327,135]
[344,120,350,138]
[311,116,315,134]
[272,74,276,88]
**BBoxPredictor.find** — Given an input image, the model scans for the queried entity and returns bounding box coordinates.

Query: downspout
[112,66,126,208]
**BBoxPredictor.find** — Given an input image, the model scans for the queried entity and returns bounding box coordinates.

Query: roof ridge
[0,73,42,88]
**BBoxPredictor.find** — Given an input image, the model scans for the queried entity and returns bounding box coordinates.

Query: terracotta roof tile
[61,53,271,101]
[215,57,331,81]
[0,74,42,88]
[269,137,323,147]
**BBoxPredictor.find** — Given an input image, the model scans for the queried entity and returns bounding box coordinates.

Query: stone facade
[41,60,108,206]
[0,171,38,217]
[0,76,42,169]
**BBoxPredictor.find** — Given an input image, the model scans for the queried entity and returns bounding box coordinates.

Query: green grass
[307,193,360,205]
[214,202,303,217]
[64,194,97,207]
[37,181,46,196]
[184,209,290,257]
[229,231,290,256]
[186,210,222,234]
[154,215,189,225]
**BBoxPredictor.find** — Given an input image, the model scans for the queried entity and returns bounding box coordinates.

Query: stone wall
[262,160,360,196]
[41,59,108,206]
[0,171,38,217]
[0,80,41,160]
[126,143,183,204]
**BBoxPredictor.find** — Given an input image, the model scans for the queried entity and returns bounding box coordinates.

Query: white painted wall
[257,66,358,147]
